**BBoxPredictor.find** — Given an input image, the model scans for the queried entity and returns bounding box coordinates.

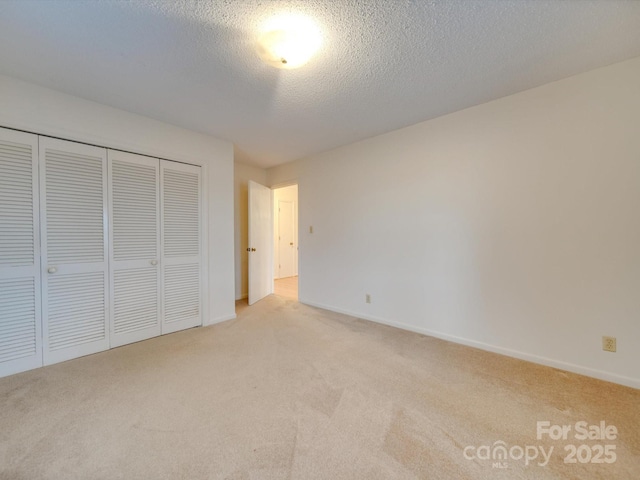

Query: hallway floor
[274,275,298,301]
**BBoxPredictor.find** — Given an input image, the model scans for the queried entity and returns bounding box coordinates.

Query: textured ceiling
[1,1,640,168]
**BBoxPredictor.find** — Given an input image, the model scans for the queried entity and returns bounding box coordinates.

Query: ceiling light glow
[258,14,322,69]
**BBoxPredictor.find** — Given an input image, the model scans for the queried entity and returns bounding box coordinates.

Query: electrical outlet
[365,293,371,304]
[602,336,617,353]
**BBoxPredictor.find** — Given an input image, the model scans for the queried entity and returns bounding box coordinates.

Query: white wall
[0,74,236,325]
[268,56,640,388]
[234,162,267,299]
[273,184,298,279]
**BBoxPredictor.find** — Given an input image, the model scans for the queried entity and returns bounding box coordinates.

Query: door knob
[251,248,256,252]
[289,242,294,246]
[150,260,158,266]
[47,267,57,274]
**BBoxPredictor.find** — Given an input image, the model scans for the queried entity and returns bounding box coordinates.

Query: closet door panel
[40,137,109,365]
[108,151,161,347]
[161,161,201,334]
[0,128,41,377]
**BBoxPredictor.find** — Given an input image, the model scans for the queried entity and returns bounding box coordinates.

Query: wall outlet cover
[602,336,617,353]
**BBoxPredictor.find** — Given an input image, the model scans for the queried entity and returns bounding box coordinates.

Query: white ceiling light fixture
[258,14,322,69]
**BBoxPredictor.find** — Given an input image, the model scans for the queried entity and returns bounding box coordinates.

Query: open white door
[248,180,272,305]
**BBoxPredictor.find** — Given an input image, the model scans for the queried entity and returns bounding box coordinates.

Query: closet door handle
[47,267,57,274]
[150,260,158,266]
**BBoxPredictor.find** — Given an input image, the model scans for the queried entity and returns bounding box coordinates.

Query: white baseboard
[205,313,236,326]
[301,300,640,390]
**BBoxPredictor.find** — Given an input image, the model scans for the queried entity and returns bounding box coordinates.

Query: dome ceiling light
[258,14,322,69]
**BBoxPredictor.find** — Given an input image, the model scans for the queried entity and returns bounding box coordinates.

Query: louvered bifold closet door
[0,128,42,377]
[40,138,109,365]
[108,151,161,347]
[160,160,202,334]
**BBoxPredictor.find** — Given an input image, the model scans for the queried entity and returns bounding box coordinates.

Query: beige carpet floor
[1,295,638,479]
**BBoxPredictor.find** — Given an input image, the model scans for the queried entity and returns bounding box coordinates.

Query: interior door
[277,199,296,278]
[248,180,272,305]
[40,137,109,365]
[108,150,161,347]
[161,160,201,334]
[0,128,42,377]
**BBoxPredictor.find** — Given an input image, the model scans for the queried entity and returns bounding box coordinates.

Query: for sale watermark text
[536,420,617,441]
[463,420,618,469]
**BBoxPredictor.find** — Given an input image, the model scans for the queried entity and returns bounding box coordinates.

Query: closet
[0,127,202,377]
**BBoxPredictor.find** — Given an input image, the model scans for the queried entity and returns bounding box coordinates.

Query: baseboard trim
[301,300,640,390]
[205,313,236,326]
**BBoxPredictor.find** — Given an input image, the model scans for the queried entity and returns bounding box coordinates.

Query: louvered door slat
[45,147,105,265]
[0,128,42,378]
[113,268,158,335]
[47,272,105,350]
[108,151,161,347]
[161,161,201,334]
[165,264,200,324]
[40,137,109,365]
[0,140,35,267]
[0,278,37,364]
[163,169,200,258]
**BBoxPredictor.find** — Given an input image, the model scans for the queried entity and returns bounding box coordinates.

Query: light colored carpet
[1,295,638,479]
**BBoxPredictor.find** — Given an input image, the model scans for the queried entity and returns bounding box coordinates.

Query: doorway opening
[272,184,298,300]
